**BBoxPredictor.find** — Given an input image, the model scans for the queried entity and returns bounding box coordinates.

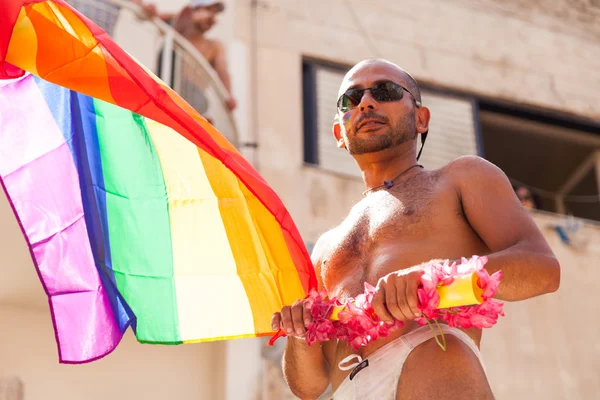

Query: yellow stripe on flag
[146,119,256,340]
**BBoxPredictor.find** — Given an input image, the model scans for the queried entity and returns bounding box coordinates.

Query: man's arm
[272,233,334,399]
[371,156,560,323]
[282,338,331,399]
[212,41,231,92]
[131,1,176,22]
[211,40,236,110]
[452,155,560,301]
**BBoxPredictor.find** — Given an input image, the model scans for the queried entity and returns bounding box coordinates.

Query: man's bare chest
[192,39,218,64]
[320,191,440,297]
[318,172,487,300]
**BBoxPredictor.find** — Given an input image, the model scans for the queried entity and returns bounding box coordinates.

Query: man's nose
[359,90,377,112]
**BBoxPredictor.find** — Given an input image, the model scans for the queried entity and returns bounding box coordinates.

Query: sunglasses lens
[371,82,404,102]
[337,82,405,111]
[339,91,361,111]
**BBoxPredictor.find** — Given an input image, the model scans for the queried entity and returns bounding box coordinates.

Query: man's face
[336,62,418,155]
[191,6,217,32]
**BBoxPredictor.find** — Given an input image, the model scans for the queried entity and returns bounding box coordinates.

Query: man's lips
[357,119,386,130]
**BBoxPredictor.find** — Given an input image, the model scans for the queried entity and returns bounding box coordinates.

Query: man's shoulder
[440,155,506,187]
[444,155,495,173]
[205,38,225,51]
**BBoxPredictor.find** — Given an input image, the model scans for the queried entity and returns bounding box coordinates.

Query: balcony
[66,0,239,148]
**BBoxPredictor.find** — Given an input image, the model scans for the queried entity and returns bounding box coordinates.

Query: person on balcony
[137,0,237,112]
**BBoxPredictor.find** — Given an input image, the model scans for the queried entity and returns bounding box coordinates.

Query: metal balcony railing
[65,0,239,148]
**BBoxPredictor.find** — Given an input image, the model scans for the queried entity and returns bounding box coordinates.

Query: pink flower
[477,270,503,299]
[303,256,504,350]
[306,318,337,345]
[417,287,440,312]
[417,256,504,331]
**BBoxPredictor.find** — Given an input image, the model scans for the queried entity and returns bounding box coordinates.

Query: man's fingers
[291,301,306,336]
[276,300,312,337]
[271,312,281,331]
[406,278,422,318]
[280,305,294,335]
[373,285,395,322]
[303,301,313,326]
[387,280,408,321]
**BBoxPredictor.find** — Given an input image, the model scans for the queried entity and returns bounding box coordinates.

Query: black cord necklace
[362,164,423,196]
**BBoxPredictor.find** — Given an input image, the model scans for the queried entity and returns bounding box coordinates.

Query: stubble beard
[345,113,417,155]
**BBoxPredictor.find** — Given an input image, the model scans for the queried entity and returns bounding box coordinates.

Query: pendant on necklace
[384,180,394,189]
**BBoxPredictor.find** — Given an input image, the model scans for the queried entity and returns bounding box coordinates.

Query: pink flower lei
[304,256,504,351]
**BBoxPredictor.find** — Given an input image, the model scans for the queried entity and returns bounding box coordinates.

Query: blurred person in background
[136,0,237,112]
[513,184,540,210]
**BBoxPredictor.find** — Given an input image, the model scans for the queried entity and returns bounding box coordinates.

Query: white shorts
[333,324,486,400]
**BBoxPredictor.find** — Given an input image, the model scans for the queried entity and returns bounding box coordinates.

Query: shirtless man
[271,58,560,399]
[139,0,236,110]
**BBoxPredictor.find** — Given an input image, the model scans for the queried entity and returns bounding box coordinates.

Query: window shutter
[315,67,362,177]
[418,91,478,168]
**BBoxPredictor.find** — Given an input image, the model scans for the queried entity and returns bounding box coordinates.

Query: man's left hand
[372,266,424,322]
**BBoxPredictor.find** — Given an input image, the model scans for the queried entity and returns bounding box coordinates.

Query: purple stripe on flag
[0,74,124,363]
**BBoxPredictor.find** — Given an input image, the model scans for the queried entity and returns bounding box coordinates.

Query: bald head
[338,58,422,104]
[332,58,430,157]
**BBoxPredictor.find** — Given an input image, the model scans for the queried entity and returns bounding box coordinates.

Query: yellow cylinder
[330,305,345,321]
[436,273,483,309]
[328,273,484,321]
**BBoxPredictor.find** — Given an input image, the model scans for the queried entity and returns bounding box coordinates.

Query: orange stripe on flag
[6,9,38,76]
[197,150,307,335]
[18,2,115,104]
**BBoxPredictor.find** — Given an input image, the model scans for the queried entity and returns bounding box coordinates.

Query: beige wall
[481,212,600,400]
[240,0,600,118]
[0,306,225,400]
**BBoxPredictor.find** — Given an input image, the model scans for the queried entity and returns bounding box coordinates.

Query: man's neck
[355,146,420,192]
[189,30,206,42]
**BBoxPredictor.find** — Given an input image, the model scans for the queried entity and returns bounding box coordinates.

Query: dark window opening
[478,104,600,222]
[302,61,318,165]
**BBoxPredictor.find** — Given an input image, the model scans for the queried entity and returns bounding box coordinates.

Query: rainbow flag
[0,0,316,363]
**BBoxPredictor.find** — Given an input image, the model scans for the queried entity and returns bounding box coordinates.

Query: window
[479,103,600,221]
[417,91,479,169]
[303,60,357,176]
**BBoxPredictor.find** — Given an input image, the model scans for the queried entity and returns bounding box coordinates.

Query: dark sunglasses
[337,80,421,112]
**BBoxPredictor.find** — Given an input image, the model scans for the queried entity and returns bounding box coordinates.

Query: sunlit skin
[272,59,560,399]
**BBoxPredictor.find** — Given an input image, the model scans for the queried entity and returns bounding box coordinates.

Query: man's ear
[333,121,346,149]
[416,106,431,134]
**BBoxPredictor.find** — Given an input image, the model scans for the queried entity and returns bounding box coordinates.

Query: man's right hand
[131,0,157,19]
[271,299,313,338]
[225,96,237,111]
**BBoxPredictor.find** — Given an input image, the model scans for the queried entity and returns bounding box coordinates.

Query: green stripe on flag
[93,99,180,343]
